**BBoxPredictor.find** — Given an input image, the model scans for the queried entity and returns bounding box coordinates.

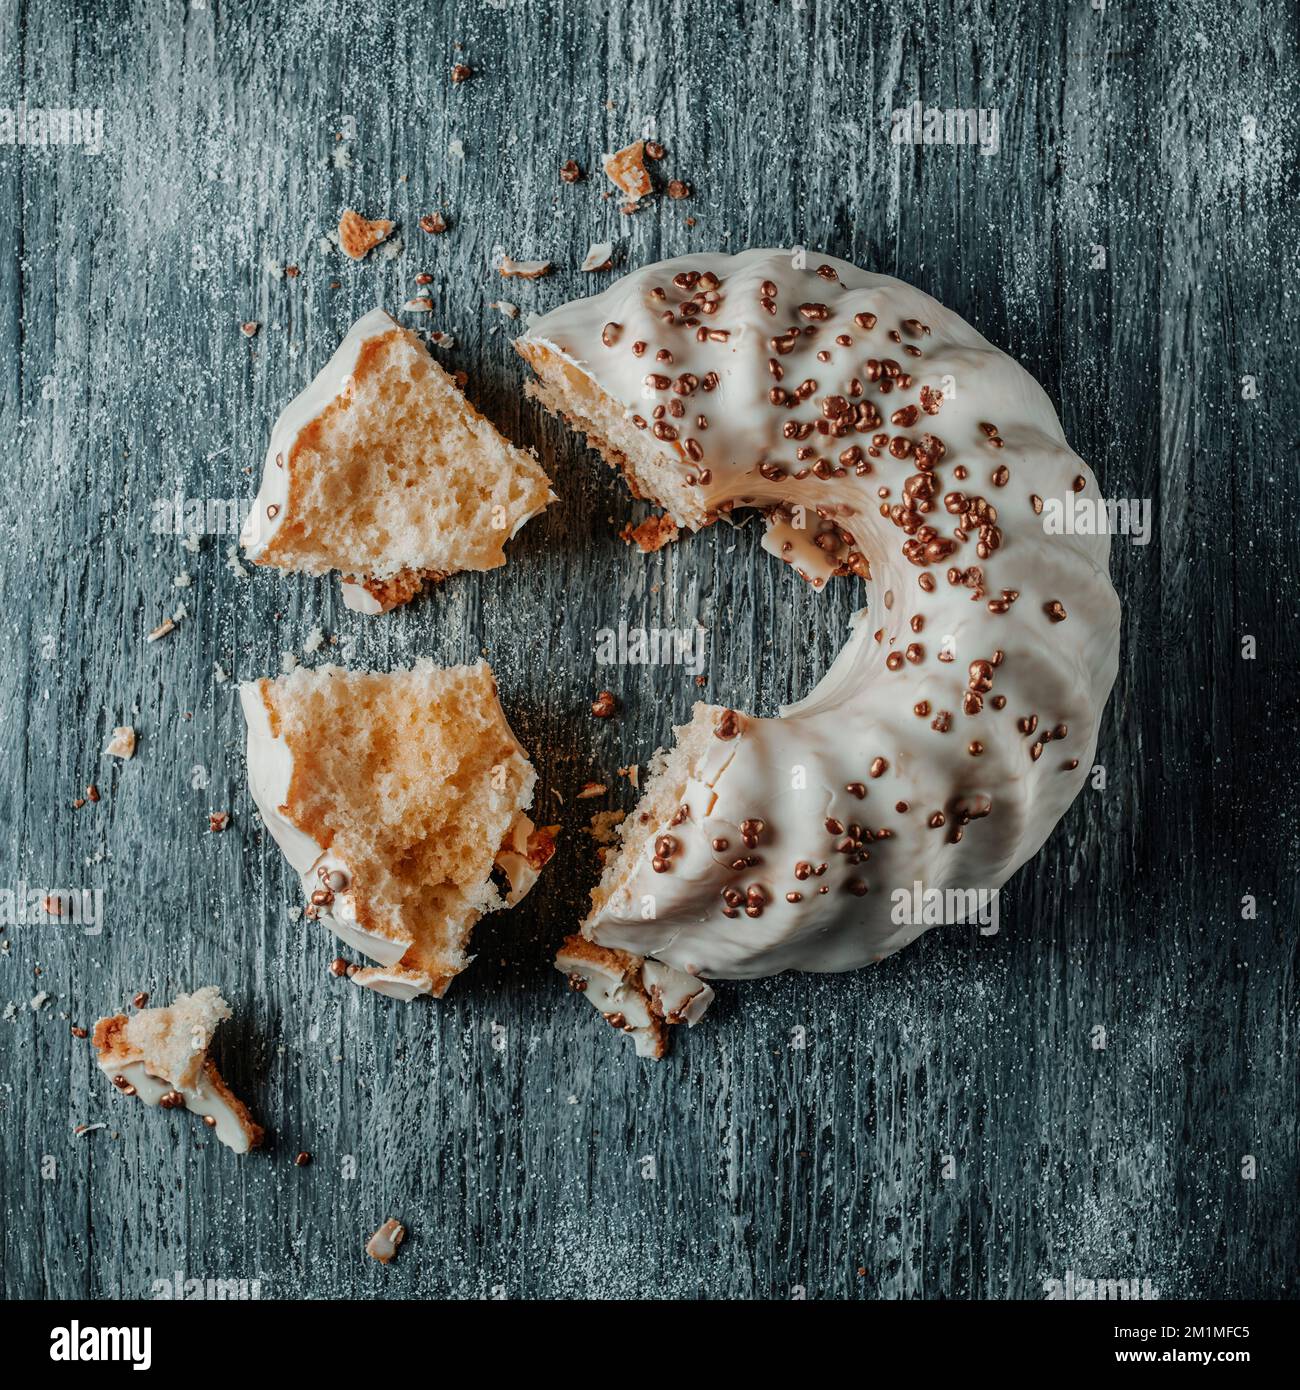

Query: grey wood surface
[1,0,1296,1301]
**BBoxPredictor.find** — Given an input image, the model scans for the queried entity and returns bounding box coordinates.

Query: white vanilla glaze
[103,1059,256,1154]
[239,678,543,997]
[521,248,1121,979]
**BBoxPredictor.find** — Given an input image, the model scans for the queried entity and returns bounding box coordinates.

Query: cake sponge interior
[265,325,553,581]
[258,659,540,994]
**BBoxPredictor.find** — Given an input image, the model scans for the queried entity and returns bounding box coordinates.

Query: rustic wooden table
[1,0,1295,1301]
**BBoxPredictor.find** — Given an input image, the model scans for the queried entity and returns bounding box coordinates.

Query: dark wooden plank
[0,0,1295,1301]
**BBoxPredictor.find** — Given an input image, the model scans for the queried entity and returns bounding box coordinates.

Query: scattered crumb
[619,514,680,553]
[498,255,551,280]
[280,651,299,675]
[559,159,582,183]
[581,241,614,272]
[489,300,519,319]
[618,764,640,789]
[403,296,434,312]
[213,663,229,684]
[240,321,259,338]
[338,208,394,261]
[30,992,50,1011]
[146,615,177,643]
[602,141,652,201]
[103,726,136,759]
[419,211,448,234]
[577,781,607,800]
[590,691,618,719]
[451,62,472,83]
[209,811,230,833]
[303,627,325,655]
[367,1219,406,1265]
[668,179,691,200]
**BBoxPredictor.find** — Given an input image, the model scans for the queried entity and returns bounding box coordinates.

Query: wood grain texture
[0,0,1296,1300]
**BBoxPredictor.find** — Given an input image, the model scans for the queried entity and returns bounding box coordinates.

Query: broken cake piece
[241,308,554,613]
[241,660,557,1000]
[92,987,263,1153]
[555,935,713,1060]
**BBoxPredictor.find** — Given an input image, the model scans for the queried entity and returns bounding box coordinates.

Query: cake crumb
[103,726,136,759]
[338,209,394,261]
[366,1219,406,1265]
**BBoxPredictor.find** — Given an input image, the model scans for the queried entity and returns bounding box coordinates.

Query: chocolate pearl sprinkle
[601,322,621,348]
[786,891,803,904]
[711,837,729,851]
[846,782,866,799]
[928,812,946,829]
[845,880,869,897]
[895,800,909,813]
[869,757,888,778]
[825,818,844,836]
[1044,600,1068,623]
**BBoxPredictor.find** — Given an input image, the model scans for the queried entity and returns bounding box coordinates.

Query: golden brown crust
[556,932,636,976]
[200,1058,265,1150]
[91,1013,137,1065]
